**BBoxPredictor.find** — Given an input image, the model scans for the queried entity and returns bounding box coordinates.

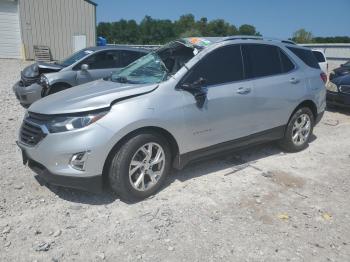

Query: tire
[108,132,172,201]
[279,107,315,152]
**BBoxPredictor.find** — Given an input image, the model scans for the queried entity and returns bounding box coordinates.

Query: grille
[20,121,46,146]
[339,85,350,94]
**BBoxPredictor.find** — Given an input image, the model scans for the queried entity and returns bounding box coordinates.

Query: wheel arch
[50,81,72,89]
[102,126,180,184]
[290,100,318,122]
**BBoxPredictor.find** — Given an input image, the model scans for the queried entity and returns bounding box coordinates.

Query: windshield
[57,49,94,67]
[110,41,195,85]
[111,52,168,84]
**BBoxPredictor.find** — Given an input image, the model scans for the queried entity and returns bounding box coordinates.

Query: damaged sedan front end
[13,62,63,107]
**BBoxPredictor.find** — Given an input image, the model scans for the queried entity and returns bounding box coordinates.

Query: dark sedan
[329,60,350,80]
[326,74,350,108]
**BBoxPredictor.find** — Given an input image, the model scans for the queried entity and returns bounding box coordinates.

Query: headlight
[40,74,50,87]
[46,110,108,133]
[326,81,338,92]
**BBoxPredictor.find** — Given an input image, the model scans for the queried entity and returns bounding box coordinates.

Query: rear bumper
[13,81,43,107]
[28,157,103,193]
[326,91,350,108]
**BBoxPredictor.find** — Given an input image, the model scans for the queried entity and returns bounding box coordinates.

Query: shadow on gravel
[35,175,117,205]
[165,138,317,188]
[166,143,282,186]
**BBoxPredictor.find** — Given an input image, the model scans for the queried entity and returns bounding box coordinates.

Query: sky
[93,0,350,39]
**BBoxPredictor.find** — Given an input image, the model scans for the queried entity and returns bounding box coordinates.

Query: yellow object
[277,213,289,220]
[322,213,332,221]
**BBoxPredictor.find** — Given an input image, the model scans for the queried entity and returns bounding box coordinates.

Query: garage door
[0,0,21,58]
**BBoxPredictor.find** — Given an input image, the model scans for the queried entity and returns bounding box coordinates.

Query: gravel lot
[0,59,350,262]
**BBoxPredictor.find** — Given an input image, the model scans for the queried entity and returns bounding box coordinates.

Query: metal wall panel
[0,0,22,58]
[19,0,96,60]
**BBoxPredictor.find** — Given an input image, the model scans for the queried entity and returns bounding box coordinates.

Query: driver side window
[184,45,244,86]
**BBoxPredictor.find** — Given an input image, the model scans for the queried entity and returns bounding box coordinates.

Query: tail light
[320,72,327,83]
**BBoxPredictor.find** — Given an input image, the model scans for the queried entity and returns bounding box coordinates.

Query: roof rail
[222,35,296,45]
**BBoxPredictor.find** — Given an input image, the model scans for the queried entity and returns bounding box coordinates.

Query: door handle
[237,87,251,94]
[289,78,300,84]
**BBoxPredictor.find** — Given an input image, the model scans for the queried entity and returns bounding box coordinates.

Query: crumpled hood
[22,62,63,78]
[29,79,158,115]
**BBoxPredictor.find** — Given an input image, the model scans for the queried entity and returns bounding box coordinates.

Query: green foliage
[313,36,350,43]
[97,14,259,44]
[292,29,313,43]
[292,28,350,44]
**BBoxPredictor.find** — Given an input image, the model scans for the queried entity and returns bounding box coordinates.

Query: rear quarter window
[287,47,320,69]
[312,51,326,63]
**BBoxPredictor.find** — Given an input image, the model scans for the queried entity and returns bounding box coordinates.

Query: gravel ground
[0,59,350,262]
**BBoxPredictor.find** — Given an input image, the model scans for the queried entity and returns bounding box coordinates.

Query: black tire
[108,132,172,201]
[279,107,315,152]
[45,83,71,96]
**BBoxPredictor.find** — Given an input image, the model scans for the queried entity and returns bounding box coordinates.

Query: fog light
[70,151,88,171]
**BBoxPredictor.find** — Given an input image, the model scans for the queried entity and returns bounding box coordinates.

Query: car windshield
[110,41,196,85]
[111,52,168,84]
[57,49,94,67]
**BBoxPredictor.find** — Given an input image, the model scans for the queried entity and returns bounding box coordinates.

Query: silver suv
[17,36,326,200]
[13,46,149,107]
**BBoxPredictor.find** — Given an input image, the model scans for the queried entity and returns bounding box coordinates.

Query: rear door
[180,44,255,151]
[241,44,305,132]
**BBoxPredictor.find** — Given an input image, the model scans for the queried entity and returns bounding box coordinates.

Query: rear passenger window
[184,45,244,86]
[287,47,320,69]
[279,50,295,73]
[312,51,326,63]
[242,44,282,78]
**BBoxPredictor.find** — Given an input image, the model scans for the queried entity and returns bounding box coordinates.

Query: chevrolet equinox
[17,36,326,200]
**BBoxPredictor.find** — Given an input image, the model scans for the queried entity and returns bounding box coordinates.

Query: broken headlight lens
[40,74,50,87]
[326,81,338,93]
[46,110,108,133]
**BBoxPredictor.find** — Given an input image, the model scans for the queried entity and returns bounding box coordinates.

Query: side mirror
[180,77,207,108]
[81,64,89,71]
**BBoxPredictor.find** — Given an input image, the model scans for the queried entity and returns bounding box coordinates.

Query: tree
[174,14,196,36]
[238,24,258,35]
[292,29,313,43]
[96,14,260,45]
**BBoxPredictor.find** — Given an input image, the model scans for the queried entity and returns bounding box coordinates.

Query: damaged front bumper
[13,81,43,108]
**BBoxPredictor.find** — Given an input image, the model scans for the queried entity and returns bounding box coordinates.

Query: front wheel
[279,107,314,152]
[108,133,172,201]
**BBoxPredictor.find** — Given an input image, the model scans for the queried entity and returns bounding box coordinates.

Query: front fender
[45,71,77,87]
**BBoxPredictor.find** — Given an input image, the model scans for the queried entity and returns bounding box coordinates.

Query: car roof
[82,45,151,53]
[180,35,297,49]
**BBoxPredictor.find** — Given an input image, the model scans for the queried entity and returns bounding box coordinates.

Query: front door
[179,44,255,153]
[76,50,123,85]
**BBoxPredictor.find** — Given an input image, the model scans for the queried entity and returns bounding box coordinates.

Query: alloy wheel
[128,142,165,191]
[291,113,311,146]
